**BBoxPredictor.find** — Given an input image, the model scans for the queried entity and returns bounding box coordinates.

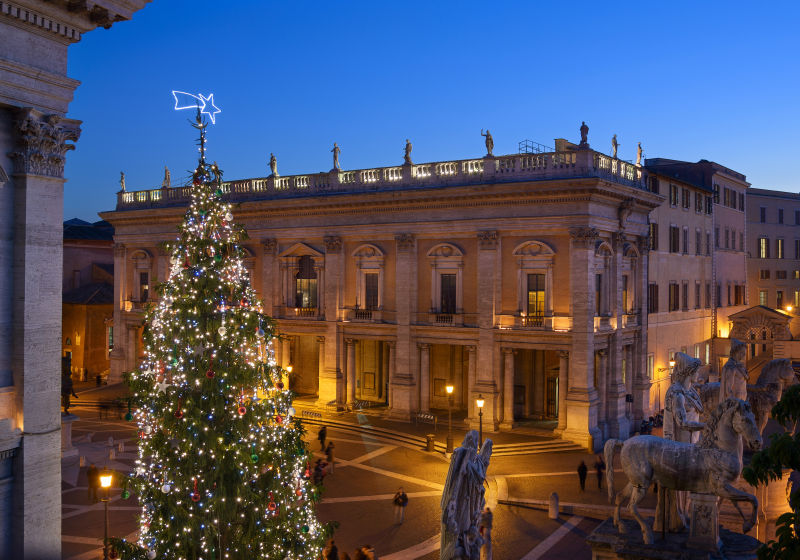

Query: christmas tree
[116,110,328,560]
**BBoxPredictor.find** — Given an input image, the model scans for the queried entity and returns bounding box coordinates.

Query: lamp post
[100,470,113,560]
[476,394,485,449]
[445,384,454,453]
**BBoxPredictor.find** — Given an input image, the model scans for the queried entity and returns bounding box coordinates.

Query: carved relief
[323,235,342,253]
[477,230,498,250]
[262,238,278,255]
[569,227,599,248]
[395,233,415,252]
[617,198,634,230]
[113,242,126,257]
[8,110,80,178]
[612,231,626,250]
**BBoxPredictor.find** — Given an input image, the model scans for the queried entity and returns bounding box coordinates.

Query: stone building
[62,219,114,381]
[101,131,662,451]
[643,165,713,412]
[0,2,149,558]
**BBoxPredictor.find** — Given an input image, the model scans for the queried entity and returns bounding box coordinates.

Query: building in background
[62,219,114,382]
[643,165,713,413]
[0,2,150,557]
[101,130,662,451]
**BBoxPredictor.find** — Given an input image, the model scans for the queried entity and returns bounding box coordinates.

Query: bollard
[548,492,559,520]
[426,434,436,452]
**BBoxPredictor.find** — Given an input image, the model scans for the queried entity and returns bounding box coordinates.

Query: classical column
[319,235,342,407]
[476,231,499,430]
[500,348,515,430]
[597,349,609,439]
[388,233,416,420]
[381,342,390,402]
[346,338,356,406]
[316,336,325,399]
[465,345,477,424]
[109,242,127,382]
[418,343,431,412]
[262,239,277,316]
[557,351,569,432]
[387,341,397,408]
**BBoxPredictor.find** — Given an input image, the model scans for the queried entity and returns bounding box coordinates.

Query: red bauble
[206,368,215,379]
[237,405,247,416]
[174,409,183,419]
[191,492,201,502]
[268,501,276,511]
[275,415,283,424]
[276,382,284,390]
[295,488,303,496]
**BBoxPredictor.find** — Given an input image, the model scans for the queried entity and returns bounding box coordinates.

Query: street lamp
[445,384,454,453]
[100,470,113,560]
[476,394,485,449]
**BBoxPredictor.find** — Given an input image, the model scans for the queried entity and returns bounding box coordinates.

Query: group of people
[315,426,336,484]
[323,539,376,560]
[577,455,606,492]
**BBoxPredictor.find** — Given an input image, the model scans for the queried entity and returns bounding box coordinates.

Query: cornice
[5,0,151,37]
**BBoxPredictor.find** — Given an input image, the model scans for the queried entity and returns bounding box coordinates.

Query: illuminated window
[527,273,545,322]
[759,238,770,259]
[295,256,318,308]
[139,272,149,302]
[759,290,768,306]
[777,238,785,259]
[364,273,379,309]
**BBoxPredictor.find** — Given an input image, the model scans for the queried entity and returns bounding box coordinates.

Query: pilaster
[261,239,277,317]
[321,236,342,406]
[109,241,126,382]
[500,347,515,430]
[388,234,416,420]
[418,343,430,413]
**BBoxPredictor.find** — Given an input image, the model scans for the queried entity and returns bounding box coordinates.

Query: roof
[644,158,748,191]
[94,263,114,276]
[746,187,800,200]
[63,219,114,241]
[63,282,114,305]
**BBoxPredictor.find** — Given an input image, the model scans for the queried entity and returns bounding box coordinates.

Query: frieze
[395,233,415,252]
[262,238,278,255]
[323,235,342,253]
[569,227,599,248]
[8,109,80,178]
[477,230,498,250]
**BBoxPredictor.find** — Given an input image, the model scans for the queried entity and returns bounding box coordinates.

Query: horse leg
[614,483,633,532]
[628,484,653,545]
[714,480,759,534]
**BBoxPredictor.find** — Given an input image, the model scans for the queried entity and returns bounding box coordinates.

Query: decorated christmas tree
[116,110,328,560]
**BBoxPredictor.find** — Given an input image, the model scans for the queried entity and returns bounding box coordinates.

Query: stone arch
[595,240,614,257]
[427,242,464,258]
[622,242,640,259]
[352,243,385,259]
[512,240,556,257]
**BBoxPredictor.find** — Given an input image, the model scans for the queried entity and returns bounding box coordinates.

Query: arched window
[295,255,318,308]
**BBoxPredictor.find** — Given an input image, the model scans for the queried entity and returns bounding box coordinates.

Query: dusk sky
[64,1,800,221]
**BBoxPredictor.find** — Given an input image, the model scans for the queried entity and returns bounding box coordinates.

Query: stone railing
[115,148,647,210]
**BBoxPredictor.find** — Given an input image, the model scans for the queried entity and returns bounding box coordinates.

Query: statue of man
[636,142,643,166]
[119,171,126,192]
[404,139,412,164]
[580,121,589,145]
[331,142,341,171]
[269,153,278,177]
[657,352,705,531]
[480,129,494,157]
[441,431,493,560]
[721,338,748,402]
[611,134,619,158]
[162,166,171,188]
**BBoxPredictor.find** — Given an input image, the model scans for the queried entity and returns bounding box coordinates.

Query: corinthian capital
[8,109,81,178]
[569,226,599,249]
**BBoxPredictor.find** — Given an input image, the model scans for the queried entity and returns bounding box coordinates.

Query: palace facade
[101,133,661,450]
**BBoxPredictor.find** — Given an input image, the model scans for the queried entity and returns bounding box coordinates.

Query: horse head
[759,358,797,390]
[730,399,762,451]
[700,398,762,452]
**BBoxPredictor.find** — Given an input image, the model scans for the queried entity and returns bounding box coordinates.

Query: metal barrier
[414,412,438,430]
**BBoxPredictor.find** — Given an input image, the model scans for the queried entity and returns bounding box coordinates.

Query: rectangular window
[716,283,722,308]
[695,229,702,255]
[649,223,658,251]
[622,275,629,314]
[440,273,457,314]
[796,240,800,260]
[295,256,318,308]
[705,342,710,364]
[139,271,149,302]
[740,232,744,253]
[776,270,787,280]
[72,270,80,290]
[760,207,767,223]
[796,210,800,225]
[107,325,114,351]
[739,193,745,212]
[705,196,712,214]
[670,226,680,253]
[669,283,679,312]
[715,227,720,248]
[695,281,701,309]
[731,229,736,251]
[778,238,785,259]
[779,208,784,224]
[694,344,701,360]
[795,290,800,307]
[713,184,720,203]
[724,188,730,207]
[695,192,703,213]
[649,176,659,193]
[735,285,744,306]
[759,290,768,306]
[731,189,737,209]
[364,272,379,309]
[682,188,690,209]
[760,269,770,280]
[595,274,603,315]
[527,273,545,321]
[727,284,731,306]
[777,290,784,308]
[795,270,800,280]
[760,238,770,259]
[682,228,689,254]
[670,184,679,206]
[706,232,711,256]
[705,282,711,309]
[647,355,654,380]
[725,228,730,249]
[648,283,659,313]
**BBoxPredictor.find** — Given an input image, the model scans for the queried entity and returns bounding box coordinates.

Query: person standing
[318,425,327,451]
[480,506,493,560]
[325,441,336,474]
[393,487,408,524]
[594,454,606,490]
[323,538,339,560]
[577,460,588,492]
[87,463,99,503]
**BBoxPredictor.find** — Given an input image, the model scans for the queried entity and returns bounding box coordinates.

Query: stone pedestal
[687,492,721,552]
[61,413,79,459]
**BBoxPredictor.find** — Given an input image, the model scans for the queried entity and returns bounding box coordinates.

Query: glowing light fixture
[100,472,113,488]
[172,91,221,124]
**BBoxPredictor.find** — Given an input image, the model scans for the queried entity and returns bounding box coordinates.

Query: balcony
[420,311,466,327]
[278,306,324,320]
[622,313,639,328]
[344,307,383,323]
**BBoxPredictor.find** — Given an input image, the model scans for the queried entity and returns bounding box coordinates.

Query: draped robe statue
[721,338,748,402]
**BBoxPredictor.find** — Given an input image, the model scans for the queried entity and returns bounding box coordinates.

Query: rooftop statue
[162,166,171,188]
[611,134,618,159]
[331,142,341,171]
[441,431,493,560]
[605,397,761,545]
[404,139,412,164]
[580,121,589,145]
[269,152,278,177]
[120,171,126,192]
[480,129,494,157]
[636,142,643,166]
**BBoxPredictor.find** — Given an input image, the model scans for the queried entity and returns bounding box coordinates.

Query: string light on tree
[109,102,329,560]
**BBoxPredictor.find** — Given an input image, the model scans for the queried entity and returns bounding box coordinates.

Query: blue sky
[65,1,800,221]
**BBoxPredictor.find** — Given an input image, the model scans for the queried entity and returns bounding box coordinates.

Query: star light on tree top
[172,91,221,124]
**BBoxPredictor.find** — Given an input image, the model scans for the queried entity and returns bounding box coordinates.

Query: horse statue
[697,358,798,436]
[604,398,762,545]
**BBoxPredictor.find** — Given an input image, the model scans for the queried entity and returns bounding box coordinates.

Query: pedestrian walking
[353,550,367,560]
[362,544,376,559]
[318,425,327,451]
[325,441,336,474]
[393,487,408,524]
[480,506,493,560]
[323,538,339,560]
[313,459,326,486]
[87,463,99,503]
[594,454,606,490]
[577,460,588,492]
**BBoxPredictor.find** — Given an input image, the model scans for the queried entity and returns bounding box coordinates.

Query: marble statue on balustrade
[331,142,341,171]
[604,395,761,546]
[636,142,643,166]
[404,139,413,164]
[162,165,171,188]
[269,152,278,177]
[658,352,705,531]
[722,338,749,402]
[441,430,493,560]
[480,129,494,157]
[120,171,126,192]
[580,121,589,146]
[611,134,619,158]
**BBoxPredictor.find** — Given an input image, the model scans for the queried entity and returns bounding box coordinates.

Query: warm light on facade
[445,384,454,395]
[476,395,485,409]
[100,472,112,489]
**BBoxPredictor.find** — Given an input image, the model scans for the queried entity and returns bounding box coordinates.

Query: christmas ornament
[277,381,284,390]
[191,479,201,502]
[121,489,131,500]
[275,415,283,425]
[206,367,215,379]
[218,326,227,336]
[147,551,157,560]
[237,404,247,416]
[288,407,296,417]
[144,425,153,434]
[225,211,233,221]
[161,483,171,493]
[255,327,265,338]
